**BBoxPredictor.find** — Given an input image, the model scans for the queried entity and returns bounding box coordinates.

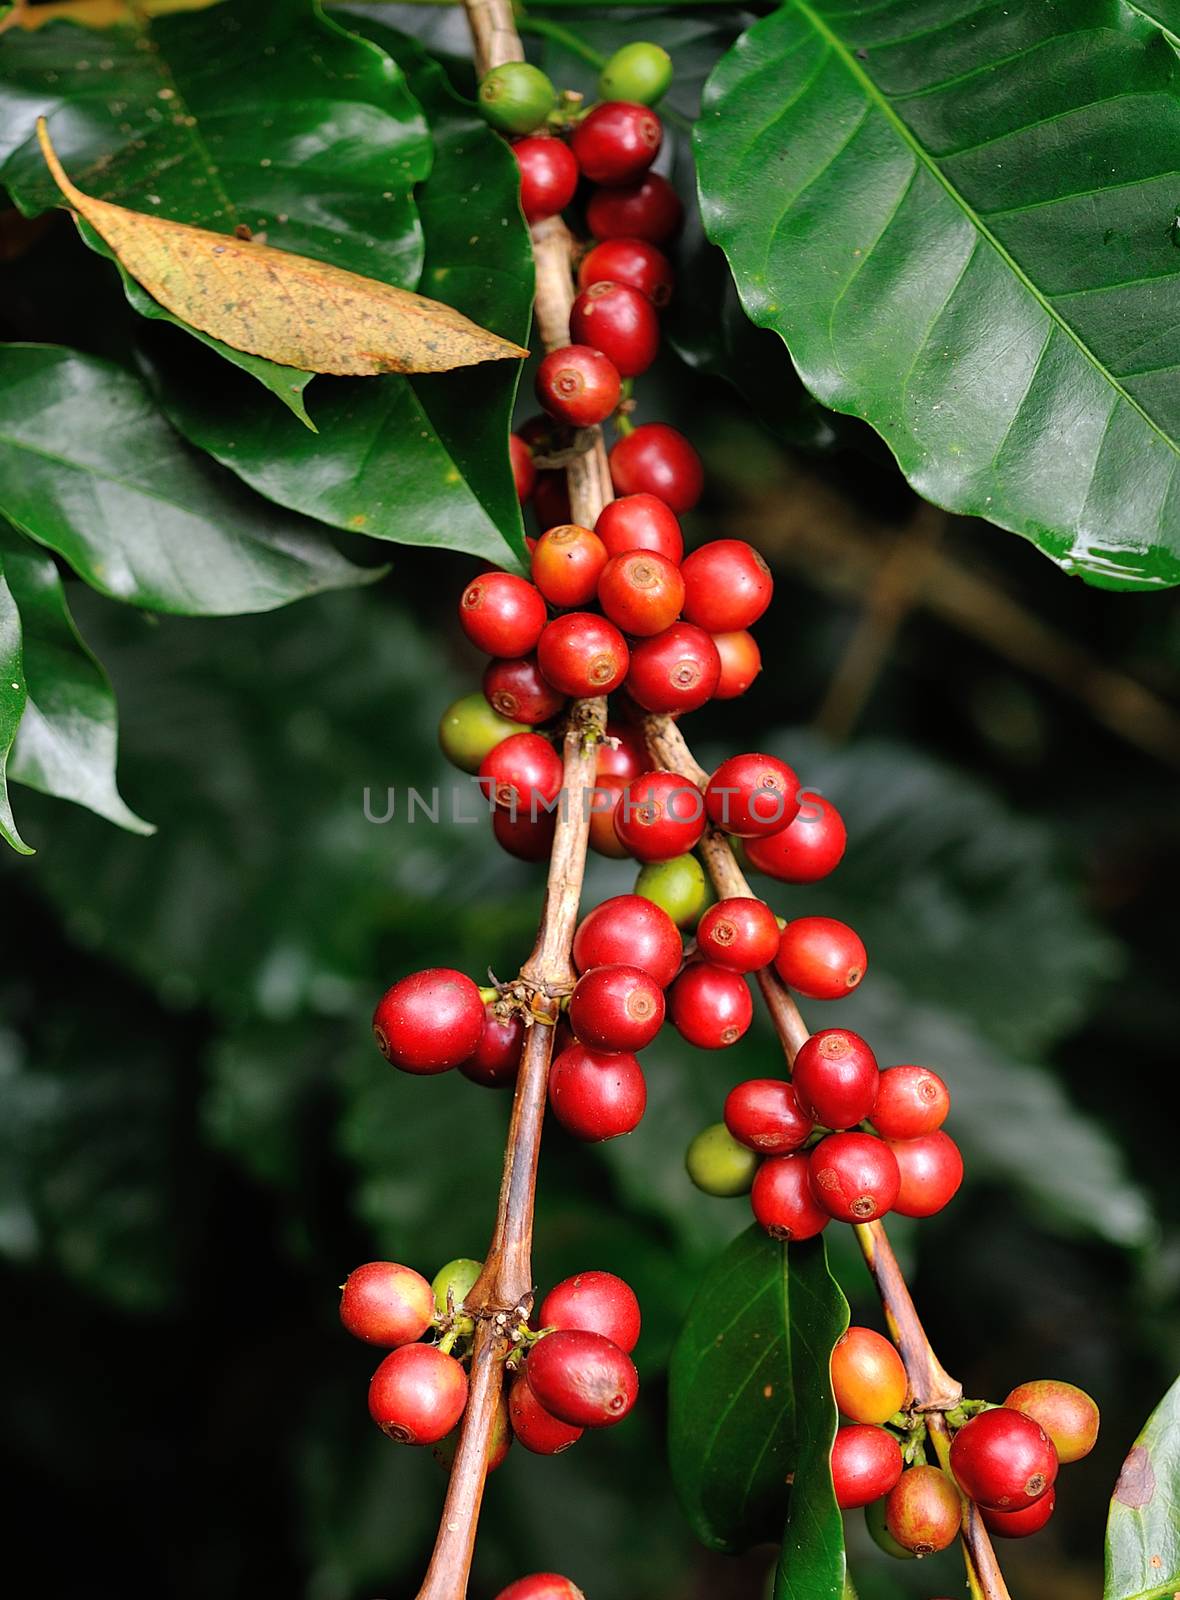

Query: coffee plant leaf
[1,0,219,27]
[0,545,31,854]
[1105,1374,1180,1599]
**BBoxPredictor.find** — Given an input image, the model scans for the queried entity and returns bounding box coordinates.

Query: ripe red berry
[626,623,721,713]
[461,1003,524,1087]
[596,719,649,780]
[669,962,753,1049]
[460,571,548,657]
[610,423,703,510]
[538,1271,641,1353]
[571,101,662,185]
[368,1344,469,1445]
[508,1373,584,1455]
[830,1326,908,1425]
[1003,1380,1100,1465]
[745,792,847,883]
[480,731,562,810]
[532,469,572,530]
[568,963,665,1051]
[494,1578,586,1600]
[578,236,674,306]
[537,612,630,695]
[531,523,610,608]
[809,1132,900,1223]
[949,1407,1059,1511]
[493,804,557,861]
[830,1424,904,1509]
[712,629,762,699]
[886,1130,964,1218]
[595,493,683,563]
[526,1328,639,1428]
[792,1028,880,1130]
[885,1465,962,1555]
[373,968,485,1074]
[681,540,773,632]
[483,655,566,726]
[588,775,629,858]
[548,1043,647,1140]
[750,1152,830,1241]
[981,1488,1057,1539]
[705,752,801,838]
[775,917,868,1001]
[597,550,685,637]
[587,172,683,242]
[614,770,706,861]
[725,1078,813,1153]
[570,281,660,378]
[573,893,683,988]
[536,345,622,428]
[510,433,536,501]
[869,1065,950,1140]
[340,1262,435,1347]
[696,896,780,972]
[512,135,579,223]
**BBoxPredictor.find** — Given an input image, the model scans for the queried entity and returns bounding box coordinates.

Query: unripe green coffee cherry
[438,692,526,774]
[479,62,557,135]
[432,1256,483,1336]
[864,1495,915,1560]
[634,853,712,930]
[599,41,673,106]
[686,1122,759,1197]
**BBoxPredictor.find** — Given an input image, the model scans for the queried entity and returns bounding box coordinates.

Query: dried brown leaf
[2,2,229,35]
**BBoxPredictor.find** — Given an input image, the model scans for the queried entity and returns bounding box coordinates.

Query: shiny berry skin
[537,612,630,696]
[1003,1380,1100,1465]
[578,236,674,306]
[614,770,706,861]
[686,1121,759,1196]
[532,470,571,530]
[809,1132,900,1223]
[339,1262,435,1348]
[513,135,579,223]
[870,1065,950,1140]
[751,1152,831,1241]
[573,893,683,988]
[669,962,752,1049]
[864,1495,915,1561]
[538,1271,641,1353]
[981,1489,1057,1539]
[949,1407,1059,1511]
[493,804,556,861]
[775,917,868,1001]
[368,1344,469,1445]
[478,61,557,135]
[830,1327,908,1425]
[483,655,566,726]
[745,793,847,883]
[508,1373,584,1455]
[480,731,562,810]
[610,423,702,510]
[433,1392,511,1474]
[598,550,685,636]
[526,1328,639,1428]
[830,1424,904,1509]
[568,963,665,1051]
[495,1577,586,1600]
[588,776,630,858]
[595,493,683,562]
[725,1078,813,1153]
[460,571,547,657]
[531,523,609,608]
[597,719,649,781]
[705,752,801,838]
[461,1003,524,1087]
[570,281,660,378]
[792,1028,880,1130]
[681,539,773,632]
[635,852,712,929]
[885,1466,962,1555]
[712,629,762,700]
[432,1257,482,1333]
[587,173,683,242]
[549,1043,647,1140]
[510,432,536,501]
[439,691,526,774]
[599,40,673,106]
[373,968,485,1074]
[571,101,662,185]
[536,345,621,428]
[626,622,721,713]
[887,1131,964,1218]
[697,897,780,972]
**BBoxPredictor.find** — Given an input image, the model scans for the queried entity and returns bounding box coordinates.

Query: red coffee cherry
[570,281,660,378]
[573,893,683,988]
[609,423,703,510]
[981,1488,1057,1539]
[705,752,801,838]
[712,629,762,700]
[598,550,685,636]
[578,236,674,306]
[614,770,706,861]
[1003,1380,1100,1465]
[531,523,610,608]
[750,1152,831,1241]
[512,135,579,222]
[949,1407,1059,1510]
[596,719,649,780]
[536,344,622,428]
[483,655,566,726]
[549,1043,647,1140]
[885,1465,962,1555]
[775,916,868,1001]
[508,1373,584,1455]
[510,433,536,501]
[479,731,563,810]
[725,1078,813,1153]
[532,469,572,530]
[537,612,630,696]
[493,804,557,861]
[368,1344,469,1445]
[460,571,548,657]
[696,896,781,972]
[830,1423,905,1509]
[809,1132,901,1223]
[681,539,772,632]
[587,172,683,242]
[886,1130,964,1218]
[668,962,753,1050]
[792,1028,880,1130]
[626,622,721,713]
[339,1262,435,1347]
[373,968,485,1074]
[870,1065,950,1140]
[595,492,684,563]
[432,1392,512,1474]
[745,792,847,883]
[588,775,630,858]
[495,1578,586,1600]
[526,1328,639,1428]
[571,101,662,185]
[831,1326,908,1425]
[538,1271,641,1353]
[568,963,665,1051]
[461,1003,524,1087]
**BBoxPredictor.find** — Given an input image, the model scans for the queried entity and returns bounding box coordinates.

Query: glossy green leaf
[1105,1374,1180,1599]
[696,2,1180,590]
[0,548,31,854]
[0,344,382,614]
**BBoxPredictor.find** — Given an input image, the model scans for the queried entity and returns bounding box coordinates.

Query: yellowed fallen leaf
[0,0,218,31]
[35,119,528,376]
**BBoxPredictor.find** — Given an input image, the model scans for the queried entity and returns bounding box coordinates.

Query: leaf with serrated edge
[0,547,32,853]
[1105,1374,1180,1600]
